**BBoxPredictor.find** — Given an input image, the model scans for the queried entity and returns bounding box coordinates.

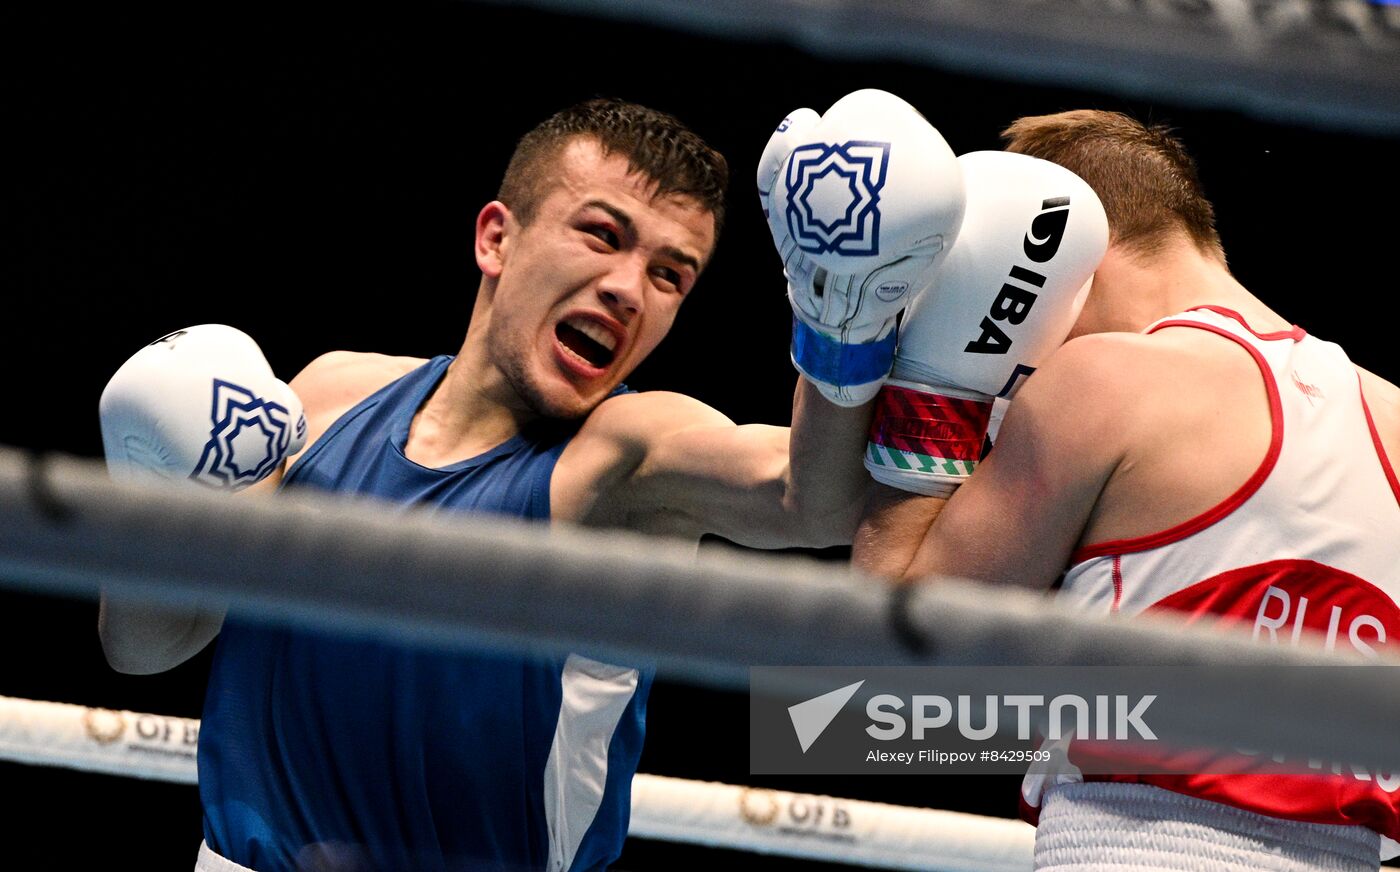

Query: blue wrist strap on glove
[790,316,897,388]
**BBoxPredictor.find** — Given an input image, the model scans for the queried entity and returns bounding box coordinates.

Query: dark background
[6,1,1399,867]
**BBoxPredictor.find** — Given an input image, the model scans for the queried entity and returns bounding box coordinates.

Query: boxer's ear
[476,201,512,279]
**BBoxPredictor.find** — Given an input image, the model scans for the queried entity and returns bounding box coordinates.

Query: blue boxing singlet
[199,355,650,872]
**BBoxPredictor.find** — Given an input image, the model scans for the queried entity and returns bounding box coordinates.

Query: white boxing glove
[758,89,965,406]
[100,325,307,491]
[865,151,1109,496]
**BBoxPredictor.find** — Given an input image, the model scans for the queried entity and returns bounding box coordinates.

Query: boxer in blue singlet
[199,359,645,872]
[97,98,886,871]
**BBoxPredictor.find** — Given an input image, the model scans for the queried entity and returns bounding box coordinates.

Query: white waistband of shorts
[1035,782,1379,871]
[196,841,254,872]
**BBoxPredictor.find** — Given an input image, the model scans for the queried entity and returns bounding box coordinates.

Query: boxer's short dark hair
[499,97,728,238]
[1002,110,1224,262]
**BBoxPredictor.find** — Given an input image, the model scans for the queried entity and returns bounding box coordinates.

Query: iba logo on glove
[783,140,890,257]
[192,379,300,489]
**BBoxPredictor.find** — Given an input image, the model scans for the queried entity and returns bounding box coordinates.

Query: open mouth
[555,317,618,369]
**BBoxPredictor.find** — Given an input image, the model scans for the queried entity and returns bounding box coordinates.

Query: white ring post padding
[0,695,1031,871]
[1,447,1399,771]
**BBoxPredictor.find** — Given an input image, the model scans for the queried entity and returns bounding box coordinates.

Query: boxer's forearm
[783,378,878,544]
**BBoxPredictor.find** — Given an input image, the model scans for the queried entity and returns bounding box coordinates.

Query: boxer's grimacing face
[479,139,715,420]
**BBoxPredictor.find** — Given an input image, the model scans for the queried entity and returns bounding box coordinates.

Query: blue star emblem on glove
[784,140,890,257]
[191,379,297,490]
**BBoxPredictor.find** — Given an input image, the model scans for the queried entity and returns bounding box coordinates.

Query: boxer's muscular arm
[99,351,416,674]
[901,327,1276,588]
[556,379,873,548]
[896,336,1134,589]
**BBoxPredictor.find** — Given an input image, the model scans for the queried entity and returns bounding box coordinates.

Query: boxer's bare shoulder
[1048,326,1273,545]
[969,329,1267,542]
[552,390,742,527]
[290,351,427,454]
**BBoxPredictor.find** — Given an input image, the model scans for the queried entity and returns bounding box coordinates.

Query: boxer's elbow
[98,595,224,674]
[100,639,175,676]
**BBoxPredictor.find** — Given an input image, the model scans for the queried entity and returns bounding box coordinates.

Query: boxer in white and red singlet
[853,110,1400,870]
